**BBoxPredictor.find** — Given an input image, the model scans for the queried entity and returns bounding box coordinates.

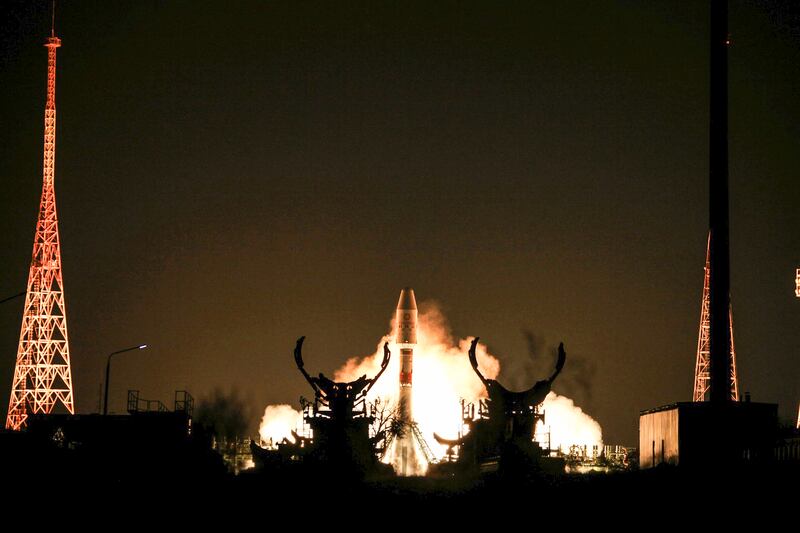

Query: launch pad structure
[430,337,568,476]
[250,337,395,478]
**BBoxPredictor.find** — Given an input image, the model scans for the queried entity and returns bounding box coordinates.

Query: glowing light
[538,392,602,451]
[332,306,501,463]
[258,404,302,448]
[259,303,603,472]
[795,268,799,298]
[6,33,74,430]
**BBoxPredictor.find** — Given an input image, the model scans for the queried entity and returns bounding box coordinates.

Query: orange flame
[258,304,602,472]
[258,404,302,448]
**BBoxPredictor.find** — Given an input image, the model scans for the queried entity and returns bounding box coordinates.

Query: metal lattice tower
[693,233,739,402]
[6,31,75,430]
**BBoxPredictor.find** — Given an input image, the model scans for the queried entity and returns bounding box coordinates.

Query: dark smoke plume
[194,387,251,440]
[495,329,596,410]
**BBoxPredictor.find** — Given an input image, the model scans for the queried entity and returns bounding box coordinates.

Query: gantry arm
[468,337,490,389]
[433,432,465,447]
[549,342,566,383]
[363,342,391,396]
[523,342,567,407]
[293,336,321,395]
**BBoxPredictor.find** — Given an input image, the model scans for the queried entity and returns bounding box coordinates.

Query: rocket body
[396,287,417,396]
[395,287,420,475]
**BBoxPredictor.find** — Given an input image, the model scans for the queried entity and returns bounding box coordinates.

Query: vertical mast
[6,29,75,430]
[693,233,739,402]
[708,0,732,403]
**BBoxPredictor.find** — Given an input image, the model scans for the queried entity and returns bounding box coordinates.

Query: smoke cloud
[258,304,602,466]
[521,328,597,411]
[195,387,251,441]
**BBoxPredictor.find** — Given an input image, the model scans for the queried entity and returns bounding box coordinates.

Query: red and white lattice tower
[693,233,739,402]
[6,30,75,430]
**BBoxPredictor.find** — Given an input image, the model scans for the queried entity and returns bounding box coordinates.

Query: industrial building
[0,390,226,486]
[639,1,782,471]
[639,401,777,468]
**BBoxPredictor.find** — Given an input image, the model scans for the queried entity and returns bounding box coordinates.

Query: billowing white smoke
[539,392,604,452]
[258,304,603,466]
[333,306,500,451]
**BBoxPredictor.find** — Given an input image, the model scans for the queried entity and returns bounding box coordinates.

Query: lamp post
[103,344,148,415]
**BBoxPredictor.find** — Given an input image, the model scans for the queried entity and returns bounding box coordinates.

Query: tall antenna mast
[6,16,75,430]
[693,233,739,402]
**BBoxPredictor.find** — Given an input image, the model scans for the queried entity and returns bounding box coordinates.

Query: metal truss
[693,233,739,402]
[6,34,74,430]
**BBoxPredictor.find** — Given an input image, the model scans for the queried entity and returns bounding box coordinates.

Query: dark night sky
[1,1,798,445]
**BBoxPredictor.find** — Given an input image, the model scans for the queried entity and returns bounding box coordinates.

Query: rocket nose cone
[397,287,417,311]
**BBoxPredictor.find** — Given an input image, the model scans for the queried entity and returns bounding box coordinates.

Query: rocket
[394,287,420,475]
[396,287,417,417]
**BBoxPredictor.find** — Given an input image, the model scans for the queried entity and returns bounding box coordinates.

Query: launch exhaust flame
[258,404,302,448]
[258,302,603,473]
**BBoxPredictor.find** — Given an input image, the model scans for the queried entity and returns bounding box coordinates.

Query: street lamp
[103,344,148,415]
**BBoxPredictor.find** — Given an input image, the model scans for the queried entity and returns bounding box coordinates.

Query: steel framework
[693,233,739,402]
[6,33,75,430]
